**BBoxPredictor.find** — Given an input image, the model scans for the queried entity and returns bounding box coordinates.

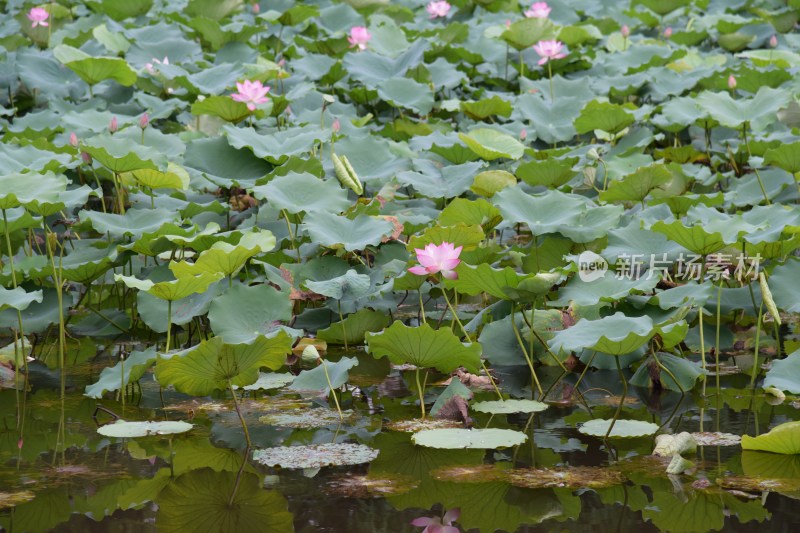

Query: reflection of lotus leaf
[252,443,379,469]
[322,474,419,499]
[259,409,359,429]
[509,466,626,489]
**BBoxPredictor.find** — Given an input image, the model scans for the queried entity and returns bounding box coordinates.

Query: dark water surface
[2,353,800,533]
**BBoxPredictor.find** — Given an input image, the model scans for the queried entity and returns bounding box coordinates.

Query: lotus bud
[586,147,601,161]
[46,232,59,257]
[727,75,737,90]
[301,344,321,365]
[139,113,149,129]
[252,3,260,13]
[519,128,527,141]
[770,35,778,48]
[621,25,630,38]
[332,117,341,133]
[81,151,92,165]
[109,116,118,133]
[505,19,511,28]
[69,132,78,147]
[17,438,23,450]
[663,27,672,39]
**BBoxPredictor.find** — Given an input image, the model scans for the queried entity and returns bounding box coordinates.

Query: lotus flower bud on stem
[727,75,737,90]
[69,132,78,147]
[664,27,672,39]
[621,25,630,38]
[139,113,149,129]
[109,116,118,133]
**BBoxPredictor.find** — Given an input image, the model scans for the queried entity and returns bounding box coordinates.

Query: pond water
[2,351,799,533]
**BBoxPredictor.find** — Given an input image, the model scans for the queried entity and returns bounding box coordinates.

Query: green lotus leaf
[191,95,254,123]
[207,283,292,343]
[124,163,190,190]
[289,356,359,394]
[764,143,800,174]
[378,77,434,115]
[639,0,690,15]
[170,230,275,278]
[223,124,330,165]
[472,400,548,414]
[438,198,501,229]
[492,186,588,237]
[366,322,482,373]
[600,164,673,203]
[317,308,390,345]
[549,312,656,356]
[185,0,241,19]
[459,129,524,161]
[155,333,292,395]
[253,443,378,469]
[630,352,705,392]
[574,100,635,135]
[470,170,516,197]
[406,224,485,253]
[115,270,223,301]
[97,419,193,438]
[0,171,67,210]
[742,421,800,454]
[502,17,556,51]
[397,161,481,199]
[53,45,137,87]
[82,136,162,173]
[0,208,40,235]
[303,212,394,251]
[138,281,219,334]
[515,158,578,188]
[184,136,271,188]
[430,379,473,417]
[156,468,293,533]
[650,220,731,256]
[0,287,42,312]
[412,428,527,449]
[696,87,792,131]
[444,264,523,300]
[92,24,131,54]
[86,0,153,20]
[304,269,371,300]
[253,172,350,214]
[25,185,96,217]
[763,348,800,394]
[78,208,179,239]
[36,244,117,284]
[187,17,261,52]
[85,348,158,398]
[578,419,659,438]
[461,96,512,120]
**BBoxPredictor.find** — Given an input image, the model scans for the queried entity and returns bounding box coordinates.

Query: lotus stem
[750,302,764,388]
[165,300,172,354]
[521,305,567,372]
[2,209,28,378]
[419,291,426,324]
[319,358,343,419]
[510,303,544,398]
[281,209,300,262]
[651,349,684,394]
[604,354,627,440]
[227,379,252,448]
[547,62,554,103]
[338,301,348,352]
[415,367,426,419]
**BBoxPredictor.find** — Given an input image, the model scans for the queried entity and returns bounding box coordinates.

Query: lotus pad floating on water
[252,443,379,469]
[384,418,464,432]
[411,428,527,449]
[578,419,659,438]
[742,421,800,454]
[97,419,193,438]
[508,466,626,489]
[471,399,548,414]
[259,409,360,429]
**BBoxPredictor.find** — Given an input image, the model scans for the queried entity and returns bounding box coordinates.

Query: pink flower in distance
[408,242,462,280]
[524,2,551,18]
[69,132,78,147]
[770,35,778,47]
[231,80,270,111]
[426,1,451,19]
[533,40,566,65]
[663,27,673,39]
[348,26,371,51]
[621,25,630,38]
[145,56,169,74]
[728,75,737,90]
[139,113,149,129]
[109,116,118,133]
[27,7,49,28]
[332,117,341,133]
[411,508,461,533]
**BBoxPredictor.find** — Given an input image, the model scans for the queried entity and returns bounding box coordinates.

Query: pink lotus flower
[728,75,737,90]
[69,132,78,147]
[139,113,149,129]
[426,1,451,19]
[408,242,462,280]
[231,79,270,111]
[663,27,672,39]
[519,128,527,141]
[348,26,371,51]
[524,2,551,18]
[770,35,778,47]
[27,7,49,28]
[109,116,118,133]
[621,25,630,38]
[332,117,341,133]
[252,3,260,13]
[412,508,460,533]
[533,40,566,65]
